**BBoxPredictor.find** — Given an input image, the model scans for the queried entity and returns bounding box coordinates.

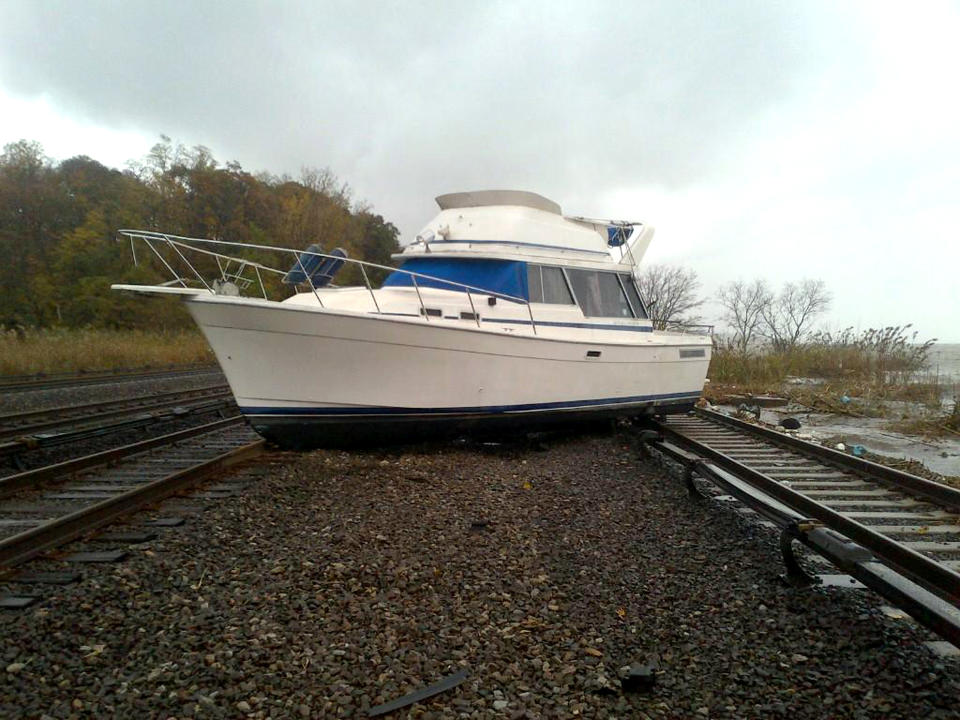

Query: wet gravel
[1,429,958,718]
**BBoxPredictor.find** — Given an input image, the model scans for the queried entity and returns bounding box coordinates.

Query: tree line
[0,137,400,330]
[637,265,832,351]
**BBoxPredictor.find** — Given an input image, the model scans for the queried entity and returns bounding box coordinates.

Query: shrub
[708,325,935,387]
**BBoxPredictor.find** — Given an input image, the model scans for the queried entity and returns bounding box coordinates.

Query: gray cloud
[1,1,957,339]
[0,2,867,218]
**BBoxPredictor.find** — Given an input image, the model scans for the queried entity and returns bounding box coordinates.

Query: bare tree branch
[761,279,831,350]
[636,264,704,330]
[716,279,773,352]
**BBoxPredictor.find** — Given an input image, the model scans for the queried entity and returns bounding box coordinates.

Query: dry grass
[895,400,960,439]
[0,327,215,375]
[704,327,955,436]
[888,417,960,440]
[948,403,960,432]
[709,325,933,387]
[709,347,931,388]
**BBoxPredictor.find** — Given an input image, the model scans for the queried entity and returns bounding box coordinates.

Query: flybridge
[404,190,655,268]
[435,190,562,214]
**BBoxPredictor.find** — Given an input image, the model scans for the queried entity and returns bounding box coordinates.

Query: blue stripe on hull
[240,390,701,417]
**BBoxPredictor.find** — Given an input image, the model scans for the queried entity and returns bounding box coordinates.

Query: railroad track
[0,385,238,468]
[0,364,220,393]
[646,408,960,647]
[0,383,232,442]
[0,417,262,578]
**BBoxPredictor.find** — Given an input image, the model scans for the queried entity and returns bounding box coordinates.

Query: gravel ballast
[1,429,957,718]
[0,370,227,415]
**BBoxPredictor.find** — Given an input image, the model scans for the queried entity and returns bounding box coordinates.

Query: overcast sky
[1,1,957,340]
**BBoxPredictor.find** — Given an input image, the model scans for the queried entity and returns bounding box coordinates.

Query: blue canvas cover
[382,258,528,299]
[283,246,347,286]
[607,225,633,247]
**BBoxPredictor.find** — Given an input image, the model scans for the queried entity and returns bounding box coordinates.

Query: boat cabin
[381,190,651,321]
[382,257,648,320]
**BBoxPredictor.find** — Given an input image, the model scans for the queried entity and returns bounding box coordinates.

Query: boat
[112,190,712,447]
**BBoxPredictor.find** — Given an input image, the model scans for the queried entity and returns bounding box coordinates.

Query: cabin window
[543,267,574,304]
[619,274,648,319]
[526,264,575,304]
[528,264,542,302]
[566,269,635,318]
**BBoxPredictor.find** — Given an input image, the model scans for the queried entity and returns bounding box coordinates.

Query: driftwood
[785,390,867,419]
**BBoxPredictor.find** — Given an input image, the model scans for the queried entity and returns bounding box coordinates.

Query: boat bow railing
[662,322,715,335]
[117,230,539,333]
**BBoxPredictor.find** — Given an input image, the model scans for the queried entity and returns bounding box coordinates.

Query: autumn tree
[355,212,400,285]
[0,140,73,324]
[0,137,401,331]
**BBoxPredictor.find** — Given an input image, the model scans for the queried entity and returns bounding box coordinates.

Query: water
[927,343,960,384]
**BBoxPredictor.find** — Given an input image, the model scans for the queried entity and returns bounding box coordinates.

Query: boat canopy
[382,258,527,299]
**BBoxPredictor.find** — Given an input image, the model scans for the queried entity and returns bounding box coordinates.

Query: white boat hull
[185,296,709,447]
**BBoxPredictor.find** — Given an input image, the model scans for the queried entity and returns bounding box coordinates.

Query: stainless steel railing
[118,230,539,333]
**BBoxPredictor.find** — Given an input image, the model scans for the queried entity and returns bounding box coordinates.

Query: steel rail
[0,434,264,568]
[651,438,960,645]
[0,364,220,393]
[652,419,960,605]
[0,397,238,461]
[0,383,231,438]
[0,416,246,498]
[695,408,960,510]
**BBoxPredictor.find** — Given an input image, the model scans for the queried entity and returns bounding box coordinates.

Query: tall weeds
[709,325,936,388]
[0,327,214,375]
